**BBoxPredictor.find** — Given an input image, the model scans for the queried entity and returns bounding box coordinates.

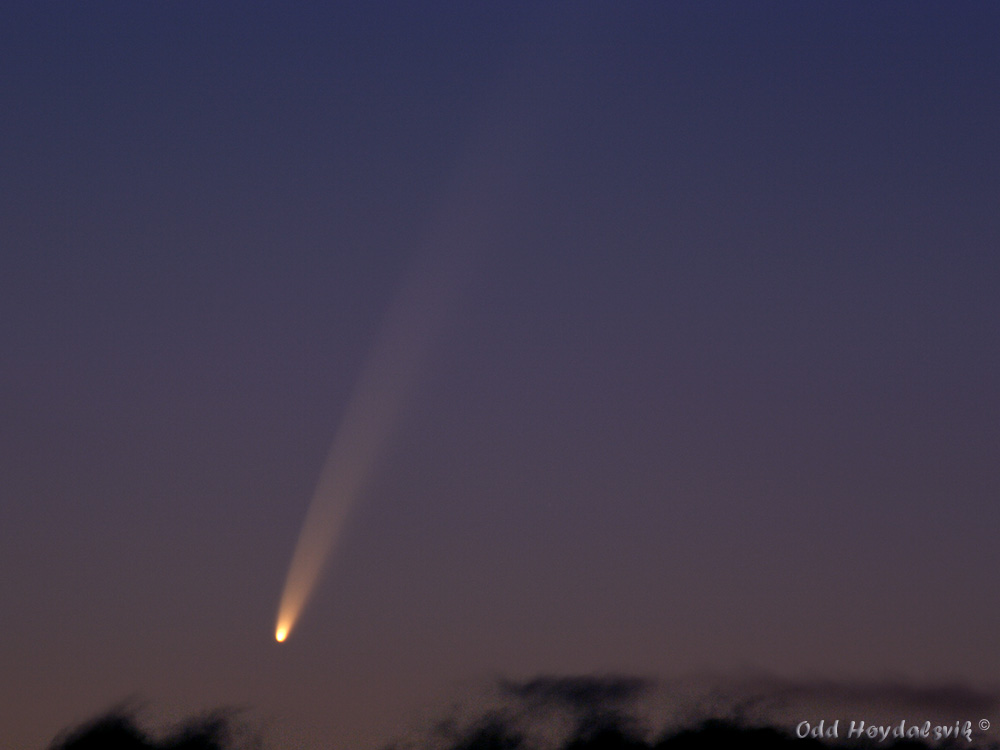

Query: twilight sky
[2,3,999,749]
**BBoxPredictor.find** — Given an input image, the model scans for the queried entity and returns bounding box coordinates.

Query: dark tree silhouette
[394,677,1000,750]
[48,677,1000,750]
[48,712,152,750]
[48,709,260,750]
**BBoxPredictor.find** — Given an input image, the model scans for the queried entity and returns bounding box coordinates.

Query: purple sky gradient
[2,3,999,749]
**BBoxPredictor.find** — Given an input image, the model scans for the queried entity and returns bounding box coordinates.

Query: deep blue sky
[2,3,999,749]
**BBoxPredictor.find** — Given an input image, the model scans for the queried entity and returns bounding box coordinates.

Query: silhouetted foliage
[564,721,646,750]
[50,676,1000,750]
[414,712,1000,750]
[49,712,152,750]
[450,718,524,750]
[395,676,1000,750]
[654,719,814,750]
[49,709,261,750]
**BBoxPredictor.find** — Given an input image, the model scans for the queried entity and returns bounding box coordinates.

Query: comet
[271,63,531,643]
[272,256,453,643]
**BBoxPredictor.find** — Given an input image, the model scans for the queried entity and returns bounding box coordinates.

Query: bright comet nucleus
[275,627,288,643]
